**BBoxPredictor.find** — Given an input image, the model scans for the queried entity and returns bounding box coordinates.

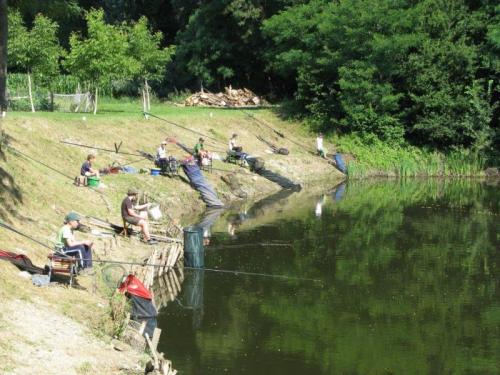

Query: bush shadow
[0,131,23,222]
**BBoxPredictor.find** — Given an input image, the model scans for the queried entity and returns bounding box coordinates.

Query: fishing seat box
[47,253,78,286]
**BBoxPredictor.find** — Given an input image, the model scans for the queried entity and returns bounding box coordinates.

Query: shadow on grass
[0,131,23,222]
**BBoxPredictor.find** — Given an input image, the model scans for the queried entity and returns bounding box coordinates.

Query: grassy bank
[334,134,486,178]
[0,99,344,373]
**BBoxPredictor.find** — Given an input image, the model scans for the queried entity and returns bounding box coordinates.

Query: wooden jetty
[77,212,185,374]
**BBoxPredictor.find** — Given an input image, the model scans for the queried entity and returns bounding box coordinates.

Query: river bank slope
[0,102,344,374]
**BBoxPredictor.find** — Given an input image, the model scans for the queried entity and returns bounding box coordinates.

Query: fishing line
[144,112,224,146]
[60,140,143,157]
[0,221,321,283]
[242,110,314,153]
[0,220,53,250]
[6,145,74,180]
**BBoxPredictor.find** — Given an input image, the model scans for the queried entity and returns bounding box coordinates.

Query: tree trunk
[93,86,98,115]
[0,0,7,115]
[27,71,35,112]
[142,88,146,114]
[50,91,54,112]
[145,78,151,111]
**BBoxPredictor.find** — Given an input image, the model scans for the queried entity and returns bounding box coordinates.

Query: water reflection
[177,269,205,330]
[196,208,225,246]
[158,179,500,374]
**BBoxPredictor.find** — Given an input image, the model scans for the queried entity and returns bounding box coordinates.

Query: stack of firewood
[185,86,263,107]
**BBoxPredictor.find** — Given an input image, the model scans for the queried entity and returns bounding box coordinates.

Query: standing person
[121,188,157,245]
[316,133,326,158]
[55,212,93,271]
[229,133,242,152]
[81,154,100,177]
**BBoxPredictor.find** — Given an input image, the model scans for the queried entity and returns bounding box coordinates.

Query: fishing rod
[243,110,315,153]
[60,140,144,157]
[0,219,53,250]
[144,112,224,146]
[6,145,74,180]
[0,221,321,284]
[242,110,285,138]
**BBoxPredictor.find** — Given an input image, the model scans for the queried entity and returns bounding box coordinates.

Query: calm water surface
[157,179,500,374]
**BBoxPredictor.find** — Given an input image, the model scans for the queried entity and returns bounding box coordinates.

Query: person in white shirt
[229,133,242,152]
[316,133,326,158]
[156,140,168,170]
[157,141,167,159]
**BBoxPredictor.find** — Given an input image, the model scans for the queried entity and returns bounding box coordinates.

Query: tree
[0,0,7,114]
[173,0,298,92]
[8,11,63,112]
[127,16,174,112]
[65,9,139,114]
[263,0,498,151]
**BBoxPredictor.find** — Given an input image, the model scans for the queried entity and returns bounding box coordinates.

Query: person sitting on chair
[316,133,327,159]
[156,141,169,170]
[80,154,100,177]
[229,133,242,153]
[121,188,157,245]
[55,212,93,271]
[194,137,211,166]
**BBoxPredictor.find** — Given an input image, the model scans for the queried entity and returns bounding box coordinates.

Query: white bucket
[148,205,162,221]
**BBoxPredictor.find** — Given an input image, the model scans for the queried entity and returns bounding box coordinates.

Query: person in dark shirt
[80,154,100,177]
[121,188,157,245]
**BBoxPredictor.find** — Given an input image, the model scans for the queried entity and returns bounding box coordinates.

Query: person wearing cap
[80,154,100,177]
[55,212,93,270]
[121,188,157,245]
[316,133,326,158]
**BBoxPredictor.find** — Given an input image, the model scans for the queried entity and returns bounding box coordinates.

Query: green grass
[335,134,485,178]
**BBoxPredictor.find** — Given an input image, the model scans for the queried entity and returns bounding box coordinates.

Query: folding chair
[225,151,245,167]
[199,157,213,173]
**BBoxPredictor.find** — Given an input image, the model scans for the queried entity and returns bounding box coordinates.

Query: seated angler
[155,140,169,171]
[81,154,100,177]
[55,212,93,271]
[228,133,248,162]
[121,188,157,245]
[193,137,211,166]
[229,133,242,153]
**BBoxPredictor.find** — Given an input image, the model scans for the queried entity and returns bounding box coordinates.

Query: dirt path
[0,298,142,375]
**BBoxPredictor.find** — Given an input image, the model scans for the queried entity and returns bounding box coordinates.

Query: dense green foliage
[263,0,499,152]
[335,133,486,178]
[5,1,500,158]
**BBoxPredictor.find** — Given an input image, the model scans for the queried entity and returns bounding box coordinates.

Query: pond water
[157,179,500,374]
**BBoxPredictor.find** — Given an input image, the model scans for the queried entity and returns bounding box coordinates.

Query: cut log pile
[184,87,264,107]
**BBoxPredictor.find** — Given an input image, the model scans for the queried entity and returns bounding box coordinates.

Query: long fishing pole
[6,145,74,180]
[0,221,321,283]
[60,140,143,157]
[144,112,224,146]
[242,110,314,153]
[0,220,53,250]
[242,110,285,138]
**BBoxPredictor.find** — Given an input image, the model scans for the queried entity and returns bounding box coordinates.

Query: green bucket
[87,176,100,187]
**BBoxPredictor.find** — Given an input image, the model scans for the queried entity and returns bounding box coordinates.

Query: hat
[127,188,139,196]
[199,137,204,142]
[232,133,238,138]
[65,212,81,223]
[161,140,167,145]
